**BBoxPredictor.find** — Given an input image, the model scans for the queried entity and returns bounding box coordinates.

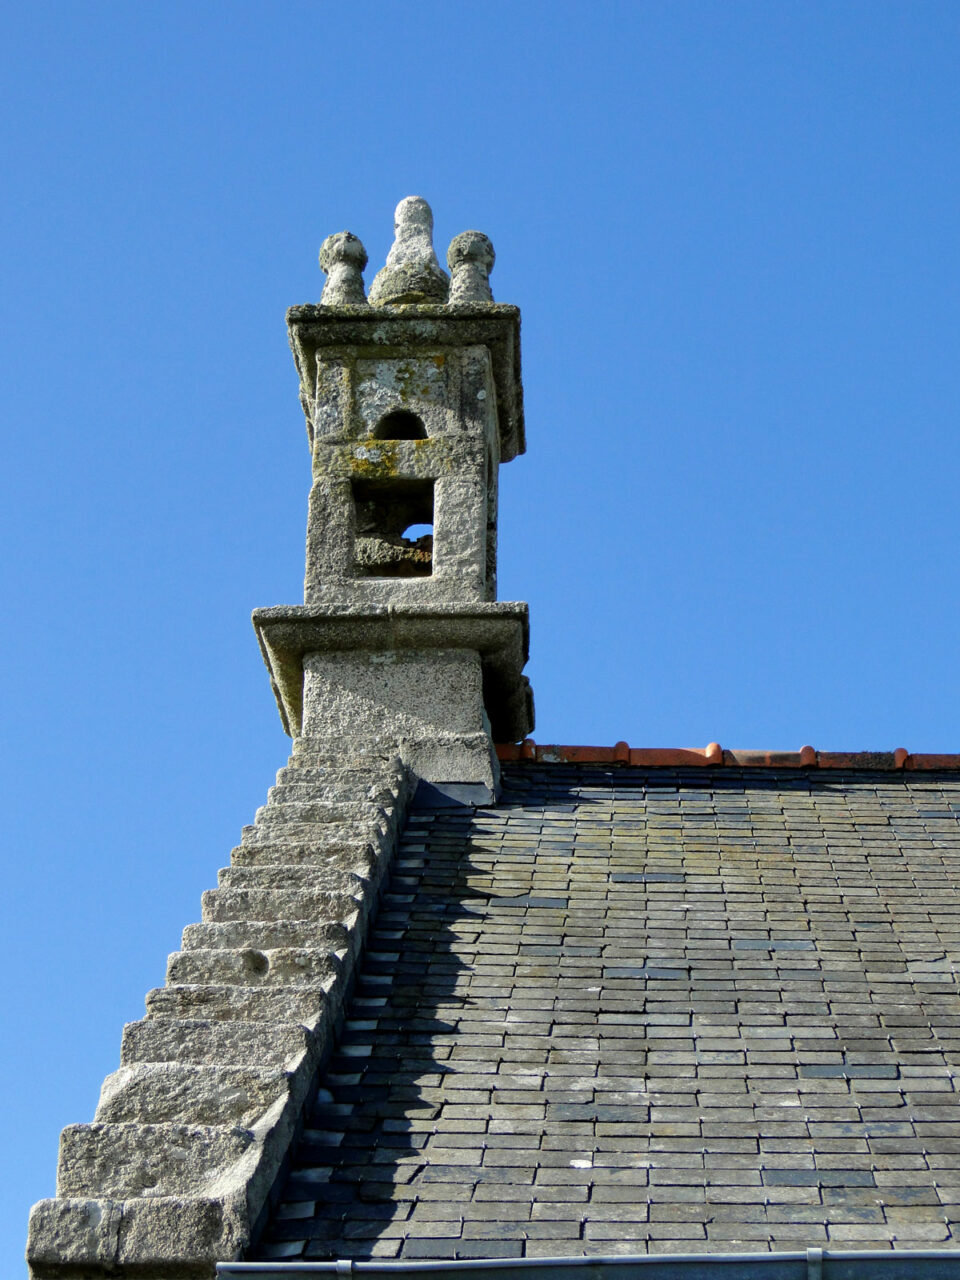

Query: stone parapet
[27,750,415,1279]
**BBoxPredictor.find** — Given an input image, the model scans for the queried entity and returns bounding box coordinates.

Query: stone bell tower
[253,196,533,796]
[24,198,534,1280]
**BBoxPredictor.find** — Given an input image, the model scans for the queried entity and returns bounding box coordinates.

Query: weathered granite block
[95,1064,289,1127]
[180,920,352,953]
[120,1018,310,1069]
[215,865,369,892]
[27,1198,124,1275]
[254,603,532,746]
[166,947,342,988]
[200,887,361,924]
[226,838,383,872]
[144,983,334,1027]
[57,1124,255,1200]
[312,645,478,727]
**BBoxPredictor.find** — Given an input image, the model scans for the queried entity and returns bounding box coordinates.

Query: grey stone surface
[28,750,415,1278]
[165,946,342,989]
[95,1064,289,1127]
[26,1198,123,1270]
[144,979,334,1027]
[286,306,524,460]
[300,649,503,791]
[448,230,495,304]
[28,1194,244,1280]
[114,1195,243,1275]
[216,865,369,893]
[228,836,383,871]
[302,356,499,606]
[303,648,483,735]
[181,920,353,954]
[120,1018,311,1069]
[368,197,449,306]
[318,232,368,306]
[253,603,533,744]
[200,886,361,924]
[57,1124,255,1199]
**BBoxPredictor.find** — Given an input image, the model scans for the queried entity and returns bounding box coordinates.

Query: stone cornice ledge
[253,602,533,742]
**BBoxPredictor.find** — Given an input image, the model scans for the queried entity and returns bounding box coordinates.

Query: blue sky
[3,0,960,1269]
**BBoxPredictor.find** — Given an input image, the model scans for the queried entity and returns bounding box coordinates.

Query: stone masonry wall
[27,744,415,1279]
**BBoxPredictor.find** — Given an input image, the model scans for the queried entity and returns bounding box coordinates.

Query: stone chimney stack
[253,196,534,798]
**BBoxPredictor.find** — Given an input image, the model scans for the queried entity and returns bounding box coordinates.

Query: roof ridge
[497,740,960,770]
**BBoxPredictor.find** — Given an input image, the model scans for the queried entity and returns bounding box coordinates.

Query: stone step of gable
[166,946,341,989]
[216,865,368,893]
[266,781,400,807]
[230,831,386,865]
[57,1122,255,1199]
[228,840,382,876]
[252,800,382,826]
[241,820,388,846]
[95,1063,289,1127]
[181,919,351,953]
[289,742,403,770]
[275,763,404,787]
[145,982,334,1027]
[274,758,405,780]
[120,1017,310,1068]
[200,886,361,924]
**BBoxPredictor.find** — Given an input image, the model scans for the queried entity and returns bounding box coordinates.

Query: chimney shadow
[254,763,594,1262]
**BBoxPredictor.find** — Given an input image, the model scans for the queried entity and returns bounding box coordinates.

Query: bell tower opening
[373,409,427,440]
[352,477,434,578]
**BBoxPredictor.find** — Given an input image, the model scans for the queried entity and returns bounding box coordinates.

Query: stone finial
[447,231,495,304]
[319,231,368,306]
[368,196,450,306]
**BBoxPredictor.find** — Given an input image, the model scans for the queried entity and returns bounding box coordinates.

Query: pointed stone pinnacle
[368,196,450,306]
[447,230,495,304]
[318,231,368,306]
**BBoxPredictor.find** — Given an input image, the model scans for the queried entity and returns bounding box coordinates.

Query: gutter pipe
[219,1248,960,1280]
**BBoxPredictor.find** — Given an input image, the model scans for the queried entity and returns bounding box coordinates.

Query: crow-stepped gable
[26,197,532,1279]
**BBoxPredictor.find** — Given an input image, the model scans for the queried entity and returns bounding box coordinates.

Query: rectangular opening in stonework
[352,476,434,578]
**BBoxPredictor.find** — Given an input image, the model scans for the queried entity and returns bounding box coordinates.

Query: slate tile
[253,764,960,1259]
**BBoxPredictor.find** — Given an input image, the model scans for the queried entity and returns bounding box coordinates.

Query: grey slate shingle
[254,763,960,1260]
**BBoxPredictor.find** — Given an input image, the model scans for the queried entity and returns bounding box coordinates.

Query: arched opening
[373,410,427,441]
[352,478,434,578]
[401,523,433,542]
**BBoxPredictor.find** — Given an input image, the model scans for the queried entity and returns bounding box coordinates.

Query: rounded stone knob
[318,231,368,306]
[447,230,495,303]
[368,196,449,306]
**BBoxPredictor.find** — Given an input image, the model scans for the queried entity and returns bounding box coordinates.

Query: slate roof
[253,761,960,1262]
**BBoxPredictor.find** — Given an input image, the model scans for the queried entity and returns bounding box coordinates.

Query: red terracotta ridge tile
[816,751,899,770]
[724,749,806,768]
[630,748,715,767]
[495,740,960,770]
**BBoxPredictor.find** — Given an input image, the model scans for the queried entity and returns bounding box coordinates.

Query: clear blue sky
[3,0,959,1269]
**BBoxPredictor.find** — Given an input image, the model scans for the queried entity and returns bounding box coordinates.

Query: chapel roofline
[498,740,960,771]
